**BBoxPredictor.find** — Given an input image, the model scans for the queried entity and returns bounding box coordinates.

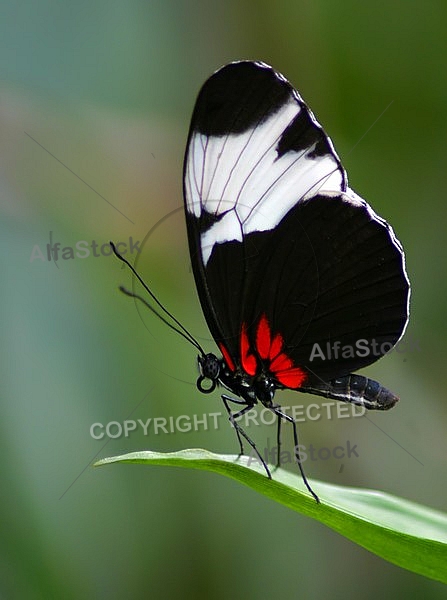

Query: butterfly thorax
[197,352,276,408]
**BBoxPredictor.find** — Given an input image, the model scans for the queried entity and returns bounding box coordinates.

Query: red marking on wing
[270,353,292,372]
[240,324,257,376]
[275,367,307,388]
[270,332,283,359]
[255,314,307,388]
[256,314,271,359]
[218,342,236,371]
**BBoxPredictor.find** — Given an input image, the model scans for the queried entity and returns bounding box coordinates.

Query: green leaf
[95,449,447,583]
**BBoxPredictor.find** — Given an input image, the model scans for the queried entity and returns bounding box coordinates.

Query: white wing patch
[185,99,344,266]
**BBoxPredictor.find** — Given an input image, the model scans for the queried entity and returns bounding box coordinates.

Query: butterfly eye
[196,353,221,394]
[201,353,220,376]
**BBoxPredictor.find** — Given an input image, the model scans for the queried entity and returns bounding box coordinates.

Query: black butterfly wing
[183,61,409,388]
[183,61,346,355]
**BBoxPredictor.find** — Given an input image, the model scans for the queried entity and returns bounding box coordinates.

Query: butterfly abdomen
[301,374,399,410]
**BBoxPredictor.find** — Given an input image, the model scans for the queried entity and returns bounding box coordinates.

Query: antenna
[109,241,205,356]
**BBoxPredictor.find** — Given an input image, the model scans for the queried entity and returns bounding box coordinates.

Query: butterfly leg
[273,414,282,470]
[221,394,272,479]
[270,406,320,503]
[221,395,246,455]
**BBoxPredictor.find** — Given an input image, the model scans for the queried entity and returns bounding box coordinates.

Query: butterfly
[183,60,410,501]
[112,60,410,503]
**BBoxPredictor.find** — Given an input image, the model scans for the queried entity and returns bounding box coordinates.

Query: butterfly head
[196,353,221,394]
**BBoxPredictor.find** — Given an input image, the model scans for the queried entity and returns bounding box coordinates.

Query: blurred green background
[1,1,446,598]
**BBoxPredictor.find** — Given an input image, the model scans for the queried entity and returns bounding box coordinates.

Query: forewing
[183,60,409,385]
[184,61,345,354]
